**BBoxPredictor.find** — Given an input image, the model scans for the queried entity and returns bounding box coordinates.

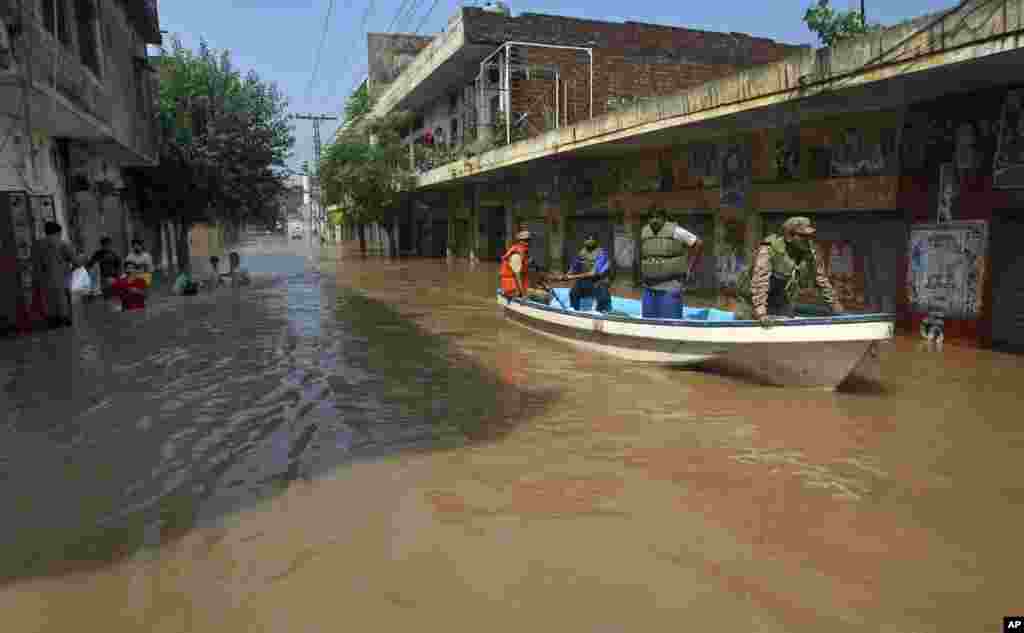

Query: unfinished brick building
[366,6,807,154]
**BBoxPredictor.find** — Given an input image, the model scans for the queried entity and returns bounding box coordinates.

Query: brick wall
[483,10,803,141]
[507,39,796,138]
[462,8,805,67]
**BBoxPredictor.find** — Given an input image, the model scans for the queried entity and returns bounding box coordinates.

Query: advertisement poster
[907,221,988,318]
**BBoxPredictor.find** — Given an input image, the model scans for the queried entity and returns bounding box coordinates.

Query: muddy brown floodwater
[2,238,1022,633]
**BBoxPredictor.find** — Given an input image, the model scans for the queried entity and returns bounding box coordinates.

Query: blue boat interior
[548,288,737,321]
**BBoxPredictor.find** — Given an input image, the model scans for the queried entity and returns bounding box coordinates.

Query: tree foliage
[803,0,880,48]
[319,105,415,252]
[343,82,372,123]
[133,36,294,261]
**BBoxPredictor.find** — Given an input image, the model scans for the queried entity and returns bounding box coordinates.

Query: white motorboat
[498,288,895,390]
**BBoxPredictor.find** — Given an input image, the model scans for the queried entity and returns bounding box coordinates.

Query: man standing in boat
[500,230,552,304]
[734,216,843,326]
[561,233,612,312]
[639,206,703,319]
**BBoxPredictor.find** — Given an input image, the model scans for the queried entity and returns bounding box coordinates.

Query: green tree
[320,109,414,255]
[131,36,294,269]
[344,82,372,123]
[803,0,880,48]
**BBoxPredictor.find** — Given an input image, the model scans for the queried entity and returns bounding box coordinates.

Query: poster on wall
[907,221,988,318]
[936,163,958,223]
[817,240,866,311]
[994,88,1024,188]
[830,127,890,177]
[719,141,750,208]
[613,227,635,271]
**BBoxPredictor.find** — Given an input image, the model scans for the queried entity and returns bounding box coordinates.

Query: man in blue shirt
[562,234,612,312]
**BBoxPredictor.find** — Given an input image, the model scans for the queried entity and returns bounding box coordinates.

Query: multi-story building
[357,5,806,257]
[400,0,1024,352]
[0,0,161,333]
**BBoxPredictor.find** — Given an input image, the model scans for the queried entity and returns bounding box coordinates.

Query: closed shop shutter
[990,213,1024,352]
[762,212,906,313]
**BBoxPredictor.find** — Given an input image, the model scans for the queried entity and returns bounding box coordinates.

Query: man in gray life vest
[638,206,703,319]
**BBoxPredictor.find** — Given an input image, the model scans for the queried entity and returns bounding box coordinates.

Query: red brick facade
[468,8,804,139]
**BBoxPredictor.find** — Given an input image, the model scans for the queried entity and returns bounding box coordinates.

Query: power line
[412,0,443,34]
[386,0,417,32]
[305,0,338,102]
[395,0,426,33]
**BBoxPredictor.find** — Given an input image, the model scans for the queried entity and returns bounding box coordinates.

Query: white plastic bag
[69,267,91,293]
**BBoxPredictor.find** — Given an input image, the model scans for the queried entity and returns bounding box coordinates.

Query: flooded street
[2,236,1022,633]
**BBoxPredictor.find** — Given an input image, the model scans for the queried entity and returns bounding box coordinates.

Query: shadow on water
[0,261,561,587]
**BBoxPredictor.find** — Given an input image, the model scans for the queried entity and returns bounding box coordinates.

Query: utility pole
[291,114,337,245]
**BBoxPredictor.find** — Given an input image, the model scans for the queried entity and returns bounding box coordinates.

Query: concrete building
[1,0,162,333]
[404,0,1024,352]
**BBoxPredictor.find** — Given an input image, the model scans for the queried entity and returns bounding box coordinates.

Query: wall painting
[907,220,988,319]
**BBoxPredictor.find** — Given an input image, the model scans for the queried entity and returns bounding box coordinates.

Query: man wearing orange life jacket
[500,230,552,304]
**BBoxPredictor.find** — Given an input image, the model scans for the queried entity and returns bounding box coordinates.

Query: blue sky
[156,0,951,172]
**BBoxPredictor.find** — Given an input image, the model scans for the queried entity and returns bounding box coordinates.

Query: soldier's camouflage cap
[782,216,816,235]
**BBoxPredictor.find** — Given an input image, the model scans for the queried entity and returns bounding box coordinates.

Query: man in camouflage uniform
[734,216,843,327]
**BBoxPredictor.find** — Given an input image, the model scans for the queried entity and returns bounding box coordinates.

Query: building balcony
[369,10,497,118]
[413,0,1024,190]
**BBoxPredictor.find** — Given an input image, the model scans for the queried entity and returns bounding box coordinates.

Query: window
[39,0,72,45]
[449,92,458,114]
[75,0,100,77]
[450,118,458,144]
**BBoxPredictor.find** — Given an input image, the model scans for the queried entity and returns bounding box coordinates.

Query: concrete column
[467,183,480,263]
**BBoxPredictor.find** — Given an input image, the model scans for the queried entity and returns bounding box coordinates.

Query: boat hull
[500,295,893,390]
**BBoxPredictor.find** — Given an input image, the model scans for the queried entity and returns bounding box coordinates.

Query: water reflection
[1,239,1022,633]
[0,246,556,586]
